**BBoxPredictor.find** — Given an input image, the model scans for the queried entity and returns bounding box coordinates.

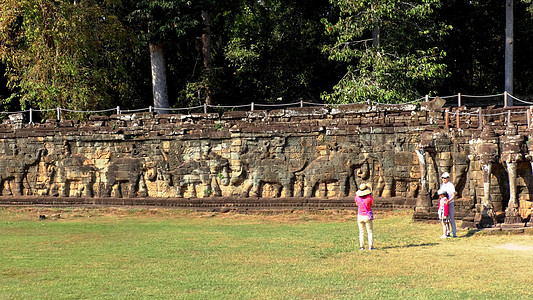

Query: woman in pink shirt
[355,183,374,250]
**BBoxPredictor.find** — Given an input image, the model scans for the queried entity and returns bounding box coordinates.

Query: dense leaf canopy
[1,0,533,114]
[0,0,134,117]
[322,0,449,104]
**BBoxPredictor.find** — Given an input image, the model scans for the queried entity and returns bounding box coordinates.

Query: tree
[433,0,533,101]
[221,0,341,104]
[516,0,533,97]
[128,0,199,113]
[505,0,514,104]
[0,0,134,117]
[0,63,9,103]
[322,0,449,104]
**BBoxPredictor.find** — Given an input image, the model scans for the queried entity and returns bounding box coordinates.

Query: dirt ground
[0,205,409,223]
[494,243,533,251]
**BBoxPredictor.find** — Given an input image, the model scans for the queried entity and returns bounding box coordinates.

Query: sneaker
[369,247,376,250]
[440,235,447,239]
[451,235,457,238]
[360,247,365,250]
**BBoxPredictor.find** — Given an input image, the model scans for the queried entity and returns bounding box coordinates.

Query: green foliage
[127,0,199,43]
[322,0,450,104]
[0,0,135,117]
[3,0,533,114]
[214,122,224,131]
[222,0,341,104]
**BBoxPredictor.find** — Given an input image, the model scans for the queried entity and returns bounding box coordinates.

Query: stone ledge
[0,196,416,211]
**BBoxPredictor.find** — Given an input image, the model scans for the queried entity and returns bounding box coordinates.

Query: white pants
[358,215,374,248]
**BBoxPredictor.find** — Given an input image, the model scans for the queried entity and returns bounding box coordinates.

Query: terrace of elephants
[0,97,532,228]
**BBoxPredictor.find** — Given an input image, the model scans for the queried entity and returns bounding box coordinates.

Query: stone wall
[1,98,532,227]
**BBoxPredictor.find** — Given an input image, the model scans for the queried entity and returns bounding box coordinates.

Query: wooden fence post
[530,106,533,129]
[456,109,460,130]
[504,91,508,108]
[527,107,531,129]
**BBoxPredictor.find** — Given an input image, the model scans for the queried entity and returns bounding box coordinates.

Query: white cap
[437,188,446,195]
[441,172,450,178]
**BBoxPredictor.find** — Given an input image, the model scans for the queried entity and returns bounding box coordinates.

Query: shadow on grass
[379,242,439,250]
[462,229,481,237]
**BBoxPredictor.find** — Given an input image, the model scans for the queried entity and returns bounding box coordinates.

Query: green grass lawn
[0,207,532,299]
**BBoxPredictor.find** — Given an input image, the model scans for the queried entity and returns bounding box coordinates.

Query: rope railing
[445,96,533,130]
[120,107,151,113]
[461,93,504,98]
[509,94,533,105]
[2,92,533,125]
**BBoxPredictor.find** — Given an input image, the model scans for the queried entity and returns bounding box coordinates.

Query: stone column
[501,124,523,224]
[433,131,453,191]
[415,149,431,212]
[415,131,436,213]
[526,131,533,224]
[474,126,499,227]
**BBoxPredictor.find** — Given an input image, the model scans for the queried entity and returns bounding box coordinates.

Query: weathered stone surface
[1,105,533,227]
[420,96,446,111]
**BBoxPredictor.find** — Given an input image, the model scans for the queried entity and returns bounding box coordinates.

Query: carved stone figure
[452,150,470,199]
[302,150,368,198]
[56,155,96,197]
[0,146,44,196]
[472,126,499,227]
[500,124,524,223]
[415,148,431,212]
[103,157,157,198]
[169,152,230,198]
[238,156,306,198]
[228,138,307,198]
[53,143,96,197]
[527,130,533,223]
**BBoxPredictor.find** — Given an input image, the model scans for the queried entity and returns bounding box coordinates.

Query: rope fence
[444,93,533,130]
[2,91,533,126]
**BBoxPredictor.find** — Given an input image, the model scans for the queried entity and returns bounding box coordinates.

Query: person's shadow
[379,242,439,250]
[378,230,480,250]
[462,229,481,237]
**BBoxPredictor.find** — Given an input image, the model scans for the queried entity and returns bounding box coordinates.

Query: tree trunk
[149,43,169,113]
[371,4,380,47]
[202,10,213,107]
[505,0,513,105]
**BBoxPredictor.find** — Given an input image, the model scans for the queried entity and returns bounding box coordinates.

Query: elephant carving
[236,155,306,198]
[168,153,230,198]
[103,157,157,198]
[302,150,368,197]
[0,147,44,196]
[55,154,96,197]
[43,142,96,197]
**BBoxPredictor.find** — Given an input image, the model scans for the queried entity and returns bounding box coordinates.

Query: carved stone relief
[0,102,532,227]
[0,144,44,196]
